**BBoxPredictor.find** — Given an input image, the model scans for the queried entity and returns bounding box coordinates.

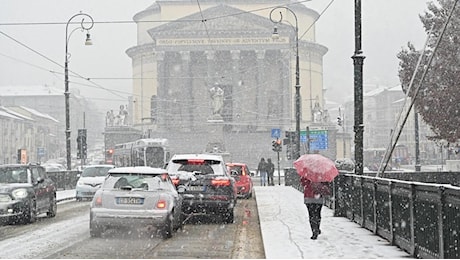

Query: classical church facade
[126,0,331,166]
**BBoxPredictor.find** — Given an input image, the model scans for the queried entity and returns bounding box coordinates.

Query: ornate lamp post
[270,6,301,160]
[65,13,94,171]
[353,1,365,175]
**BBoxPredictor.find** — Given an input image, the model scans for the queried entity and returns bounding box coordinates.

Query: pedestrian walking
[267,158,275,186]
[257,158,268,186]
[300,176,331,240]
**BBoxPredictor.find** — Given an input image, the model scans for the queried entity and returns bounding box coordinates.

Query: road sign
[37,147,45,157]
[271,128,281,139]
[300,129,328,150]
[309,130,328,150]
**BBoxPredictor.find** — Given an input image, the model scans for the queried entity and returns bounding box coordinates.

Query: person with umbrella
[300,177,331,239]
[293,154,338,240]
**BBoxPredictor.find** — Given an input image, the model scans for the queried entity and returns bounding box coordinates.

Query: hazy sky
[0,0,430,113]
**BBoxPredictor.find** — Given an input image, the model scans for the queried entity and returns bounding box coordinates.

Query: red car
[226,163,253,199]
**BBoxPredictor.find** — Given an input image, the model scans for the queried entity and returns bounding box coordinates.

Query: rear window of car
[167,159,225,175]
[103,173,171,191]
[228,165,243,175]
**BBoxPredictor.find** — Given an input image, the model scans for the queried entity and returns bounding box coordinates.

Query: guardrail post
[438,186,445,258]
[409,183,417,257]
[333,175,344,217]
[359,176,364,227]
[373,179,378,234]
[389,181,394,245]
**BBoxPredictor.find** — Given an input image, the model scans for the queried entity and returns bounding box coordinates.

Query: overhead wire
[0,0,334,112]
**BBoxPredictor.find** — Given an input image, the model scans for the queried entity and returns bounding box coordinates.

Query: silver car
[89,167,183,239]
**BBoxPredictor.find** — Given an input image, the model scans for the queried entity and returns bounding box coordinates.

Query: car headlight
[12,188,28,199]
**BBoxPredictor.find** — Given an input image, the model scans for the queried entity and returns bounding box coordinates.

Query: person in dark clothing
[300,176,331,240]
[257,158,268,186]
[266,158,275,186]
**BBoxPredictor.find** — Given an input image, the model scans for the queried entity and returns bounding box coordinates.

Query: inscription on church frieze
[156,37,288,46]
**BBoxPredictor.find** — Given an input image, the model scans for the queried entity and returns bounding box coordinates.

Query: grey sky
[0,0,429,113]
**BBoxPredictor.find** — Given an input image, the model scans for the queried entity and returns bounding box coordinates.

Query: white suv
[75,165,115,201]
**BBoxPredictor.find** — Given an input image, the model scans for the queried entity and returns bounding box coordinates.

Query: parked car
[89,166,183,238]
[226,162,253,199]
[75,164,115,201]
[0,163,57,225]
[166,154,237,223]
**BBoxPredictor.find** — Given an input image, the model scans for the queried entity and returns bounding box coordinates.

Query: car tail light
[157,199,167,209]
[187,159,205,165]
[94,196,102,206]
[211,178,231,186]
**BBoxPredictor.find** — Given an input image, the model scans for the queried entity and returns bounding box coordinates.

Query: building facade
[125,0,331,167]
[0,85,104,165]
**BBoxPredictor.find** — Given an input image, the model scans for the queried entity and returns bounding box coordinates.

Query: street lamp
[352,1,365,175]
[270,7,301,160]
[65,12,94,171]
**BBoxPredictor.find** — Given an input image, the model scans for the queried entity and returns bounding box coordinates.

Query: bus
[112,138,170,168]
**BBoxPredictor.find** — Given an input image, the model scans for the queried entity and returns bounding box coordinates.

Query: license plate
[188,186,205,191]
[116,197,144,205]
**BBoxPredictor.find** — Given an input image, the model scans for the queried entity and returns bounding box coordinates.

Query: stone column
[155,51,165,130]
[255,50,266,131]
[280,49,292,127]
[231,50,241,132]
[180,51,192,132]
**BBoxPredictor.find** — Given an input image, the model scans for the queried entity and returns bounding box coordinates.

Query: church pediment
[148,5,275,39]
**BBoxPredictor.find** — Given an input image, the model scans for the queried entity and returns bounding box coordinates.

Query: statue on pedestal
[209,84,224,120]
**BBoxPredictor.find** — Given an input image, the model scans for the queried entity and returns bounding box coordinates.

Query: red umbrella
[293,154,339,182]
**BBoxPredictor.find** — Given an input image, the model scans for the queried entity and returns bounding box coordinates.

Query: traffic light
[337,116,343,126]
[286,148,292,160]
[81,135,87,158]
[77,129,87,159]
[272,139,282,152]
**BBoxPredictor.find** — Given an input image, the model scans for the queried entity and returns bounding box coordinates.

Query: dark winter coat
[300,176,331,204]
[257,160,267,173]
[267,160,275,176]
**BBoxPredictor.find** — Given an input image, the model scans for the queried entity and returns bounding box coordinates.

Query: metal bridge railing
[285,170,460,259]
[46,170,80,190]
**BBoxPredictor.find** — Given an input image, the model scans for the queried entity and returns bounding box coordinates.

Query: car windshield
[0,167,28,184]
[81,167,112,177]
[102,173,170,191]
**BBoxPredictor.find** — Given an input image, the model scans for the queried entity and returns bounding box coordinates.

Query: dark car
[0,163,57,224]
[226,162,253,199]
[166,154,237,223]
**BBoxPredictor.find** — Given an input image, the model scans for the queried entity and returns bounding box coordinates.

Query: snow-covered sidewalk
[255,186,411,259]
